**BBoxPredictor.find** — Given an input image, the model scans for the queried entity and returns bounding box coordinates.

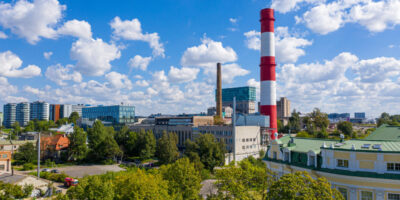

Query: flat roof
[364,124,400,141]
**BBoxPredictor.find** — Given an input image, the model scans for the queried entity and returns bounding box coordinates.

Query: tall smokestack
[260,8,277,140]
[216,63,222,119]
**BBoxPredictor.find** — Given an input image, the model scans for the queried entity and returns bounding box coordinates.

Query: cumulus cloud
[0,51,41,78]
[110,17,165,57]
[244,27,312,63]
[181,37,237,67]
[296,0,400,34]
[105,71,133,90]
[135,80,149,87]
[229,18,237,24]
[277,52,400,116]
[271,0,324,13]
[0,0,65,44]
[204,63,250,84]
[128,55,152,71]
[168,66,200,83]
[0,31,7,39]
[70,38,121,76]
[45,64,82,86]
[57,19,92,39]
[24,86,45,95]
[43,51,53,60]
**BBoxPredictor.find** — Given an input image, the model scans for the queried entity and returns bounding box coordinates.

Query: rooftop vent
[361,144,371,148]
[335,143,344,147]
[372,144,381,149]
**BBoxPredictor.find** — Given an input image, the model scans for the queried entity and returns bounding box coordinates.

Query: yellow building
[265,125,400,200]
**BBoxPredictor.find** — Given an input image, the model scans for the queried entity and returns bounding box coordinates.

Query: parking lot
[56,164,125,178]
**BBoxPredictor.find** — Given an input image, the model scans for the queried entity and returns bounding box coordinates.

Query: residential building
[355,112,366,119]
[0,140,36,152]
[207,106,233,118]
[60,104,73,118]
[220,86,256,114]
[0,151,11,174]
[50,104,61,122]
[82,105,135,124]
[16,102,30,126]
[41,134,69,160]
[3,103,16,128]
[264,124,400,200]
[276,97,291,119]
[30,101,49,121]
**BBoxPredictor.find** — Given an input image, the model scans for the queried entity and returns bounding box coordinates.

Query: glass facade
[82,105,135,124]
[218,86,256,102]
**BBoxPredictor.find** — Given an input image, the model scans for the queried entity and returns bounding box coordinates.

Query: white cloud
[297,0,400,34]
[204,63,250,84]
[0,31,7,39]
[181,37,237,67]
[135,80,149,87]
[110,17,165,57]
[105,71,133,90]
[24,85,45,95]
[0,0,65,44]
[45,64,82,86]
[168,66,200,83]
[43,51,53,60]
[128,55,152,71]
[352,57,400,83]
[57,19,92,39]
[229,18,237,24]
[70,38,121,76]
[0,51,41,78]
[134,75,143,79]
[244,27,312,63]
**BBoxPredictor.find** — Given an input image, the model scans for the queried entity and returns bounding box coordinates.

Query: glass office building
[220,86,256,102]
[82,105,135,124]
[3,103,16,128]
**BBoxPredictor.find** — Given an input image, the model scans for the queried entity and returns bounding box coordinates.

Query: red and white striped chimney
[260,8,277,140]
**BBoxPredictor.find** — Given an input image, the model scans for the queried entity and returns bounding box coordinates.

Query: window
[242,146,245,150]
[2,154,7,158]
[246,138,249,142]
[388,193,400,200]
[242,139,245,142]
[360,191,373,200]
[337,159,349,168]
[284,152,289,162]
[309,155,315,166]
[338,188,348,200]
[273,152,277,159]
[387,163,400,171]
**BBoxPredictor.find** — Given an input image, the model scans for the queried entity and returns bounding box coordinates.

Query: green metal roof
[364,124,400,141]
[326,139,400,152]
[279,136,339,154]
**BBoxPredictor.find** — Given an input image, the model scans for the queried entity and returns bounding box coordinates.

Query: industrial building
[82,104,135,125]
[220,86,257,114]
[30,101,49,121]
[207,106,233,118]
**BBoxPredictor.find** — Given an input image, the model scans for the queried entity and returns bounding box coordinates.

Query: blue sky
[0,0,400,118]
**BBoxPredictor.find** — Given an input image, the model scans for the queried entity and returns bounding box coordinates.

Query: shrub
[22,163,35,171]
[29,172,68,183]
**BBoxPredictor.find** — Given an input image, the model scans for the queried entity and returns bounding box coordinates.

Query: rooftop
[364,124,400,141]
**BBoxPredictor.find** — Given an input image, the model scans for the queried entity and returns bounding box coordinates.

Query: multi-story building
[82,105,135,124]
[72,104,87,117]
[328,113,351,123]
[207,106,233,118]
[0,112,3,127]
[30,101,49,121]
[0,151,11,174]
[355,112,366,119]
[16,102,30,126]
[276,97,291,119]
[50,104,61,122]
[60,104,73,118]
[130,115,269,163]
[3,103,16,128]
[220,86,256,114]
[265,124,400,200]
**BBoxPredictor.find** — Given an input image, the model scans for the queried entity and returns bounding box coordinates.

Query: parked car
[64,177,78,187]
[51,169,59,173]
[42,168,50,172]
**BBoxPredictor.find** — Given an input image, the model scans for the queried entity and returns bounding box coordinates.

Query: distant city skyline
[0,0,399,117]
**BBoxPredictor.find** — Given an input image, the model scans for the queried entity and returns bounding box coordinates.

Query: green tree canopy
[68,112,80,125]
[266,171,344,200]
[0,181,33,199]
[68,127,88,161]
[56,118,69,127]
[13,142,37,164]
[156,131,179,164]
[337,121,353,137]
[115,126,138,157]
[303,108,329,136]
[87,121,120,161]
[288,110,301,133]
[136,129,156,160]
[66,175,114,200]
[160,158,202,200]
[185,134,226,171]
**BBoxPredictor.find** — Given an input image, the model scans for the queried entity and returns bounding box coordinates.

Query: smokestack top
[260,8,275,33]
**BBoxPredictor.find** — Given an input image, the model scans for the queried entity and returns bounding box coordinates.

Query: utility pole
[37,132,40,180]
[233,96,236,162]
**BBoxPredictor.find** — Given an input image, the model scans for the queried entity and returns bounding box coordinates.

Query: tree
[23,121,35,132]
[56,118,69,127]
[68,127,88,161]
[136,129,156,160]
[99,135,121,161]
[14,142,37,164]
[213,158,274,200]
[266,171,344,200]
[185,134,226,171]
[67,175,114,200]
[337,121,353,137]
[113,169,171,200]
[87,121,120,161]
[0,182,33,199]
[156,132,179,164]
[115,126,138,157]
[288,110,301,133]
[160,158,202,200]
[68,112,80,125]
[303,108,329,136]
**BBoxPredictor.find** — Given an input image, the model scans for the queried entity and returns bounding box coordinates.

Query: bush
[29,171,68,183]
[22,163,35,171]
[296,131,310,138]
[45,159,56,168]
